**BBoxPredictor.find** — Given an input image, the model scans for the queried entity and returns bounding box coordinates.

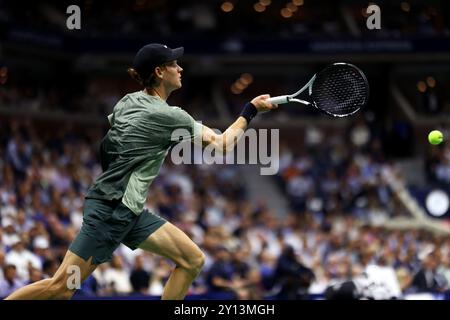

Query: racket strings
[312,65,368,117]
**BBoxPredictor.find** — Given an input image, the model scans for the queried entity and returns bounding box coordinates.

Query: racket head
[310,63,369,117]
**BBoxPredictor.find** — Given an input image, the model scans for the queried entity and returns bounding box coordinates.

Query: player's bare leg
[5,250,97,300]
[138,222,205,300]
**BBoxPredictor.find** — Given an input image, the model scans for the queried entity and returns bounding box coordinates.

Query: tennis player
[6,43,275,300]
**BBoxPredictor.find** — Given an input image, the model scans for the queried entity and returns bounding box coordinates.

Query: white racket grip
[267,95,289,105]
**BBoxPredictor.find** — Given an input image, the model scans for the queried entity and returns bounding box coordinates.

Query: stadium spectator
[410,252,448,293]
[271,245,315,300]
[5,237,41,282]
[129,255,151,294]
[102,255,133,295]
[230,247,262,300]
[0,265,24,297]
[206,245,240,299]
[148,258,172,296]
[28,267,44,284]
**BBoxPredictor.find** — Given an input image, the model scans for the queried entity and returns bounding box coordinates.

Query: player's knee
[187,249,205,277]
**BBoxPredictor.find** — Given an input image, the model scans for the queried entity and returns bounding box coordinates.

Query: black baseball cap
[133,43,184,80]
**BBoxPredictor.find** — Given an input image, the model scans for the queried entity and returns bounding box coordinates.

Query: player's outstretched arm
[201,94,276,153]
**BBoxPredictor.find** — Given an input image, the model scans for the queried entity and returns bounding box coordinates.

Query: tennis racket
[267,63,369,117]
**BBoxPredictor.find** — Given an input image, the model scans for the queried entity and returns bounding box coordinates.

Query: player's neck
[145,86,169,101]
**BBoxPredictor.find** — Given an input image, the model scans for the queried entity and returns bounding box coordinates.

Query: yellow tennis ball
[428,130,443,145]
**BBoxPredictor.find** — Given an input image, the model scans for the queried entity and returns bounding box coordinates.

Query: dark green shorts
[69,198,166,265]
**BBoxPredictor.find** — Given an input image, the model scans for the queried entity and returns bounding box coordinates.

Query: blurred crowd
[2,0,449,39]
[0,76,217,121]
[277,120,406,221]
[1,118,450,299]
[276,119,450,298]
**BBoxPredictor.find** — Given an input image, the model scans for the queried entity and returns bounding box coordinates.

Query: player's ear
[154,66,165,79]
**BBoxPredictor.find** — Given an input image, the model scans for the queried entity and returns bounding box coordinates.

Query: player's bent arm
[200,117,247,154]
[200,94,275,153]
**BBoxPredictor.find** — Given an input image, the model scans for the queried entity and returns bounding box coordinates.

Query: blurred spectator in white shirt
[32,235,51,264]
[2,218,19,248]
[102,254,132,295]
[356,263,402,299]
[5,237,42,282]
[1,194,18,218]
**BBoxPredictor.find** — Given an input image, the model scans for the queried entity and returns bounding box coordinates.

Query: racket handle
[267,95,289,105]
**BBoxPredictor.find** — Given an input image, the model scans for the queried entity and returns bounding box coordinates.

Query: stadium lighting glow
[417,81,427,93]
[234,81,246,90]
[286,3,298,12]
[254,3,266,12]
[230,84,242,94]
[361,8,369,18]
[426,76,436,88]
[292,0,304,6]
[281,8,293,18]
[240,73,254,85]
[362,2,378,18]
[221,1,234,12]
[260,0,271,6]
[401,2,410,12]
[0,67,7,84]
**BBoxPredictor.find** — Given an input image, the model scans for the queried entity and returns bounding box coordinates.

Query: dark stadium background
[1,0,450,300]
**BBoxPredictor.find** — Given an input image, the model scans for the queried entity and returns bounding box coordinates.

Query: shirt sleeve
[167,106,203,143]
[141,106,203,145]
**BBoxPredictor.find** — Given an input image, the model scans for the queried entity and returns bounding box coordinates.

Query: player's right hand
[251,94,278,113]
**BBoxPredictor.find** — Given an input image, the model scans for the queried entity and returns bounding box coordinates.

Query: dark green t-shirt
[86,91,203,214]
